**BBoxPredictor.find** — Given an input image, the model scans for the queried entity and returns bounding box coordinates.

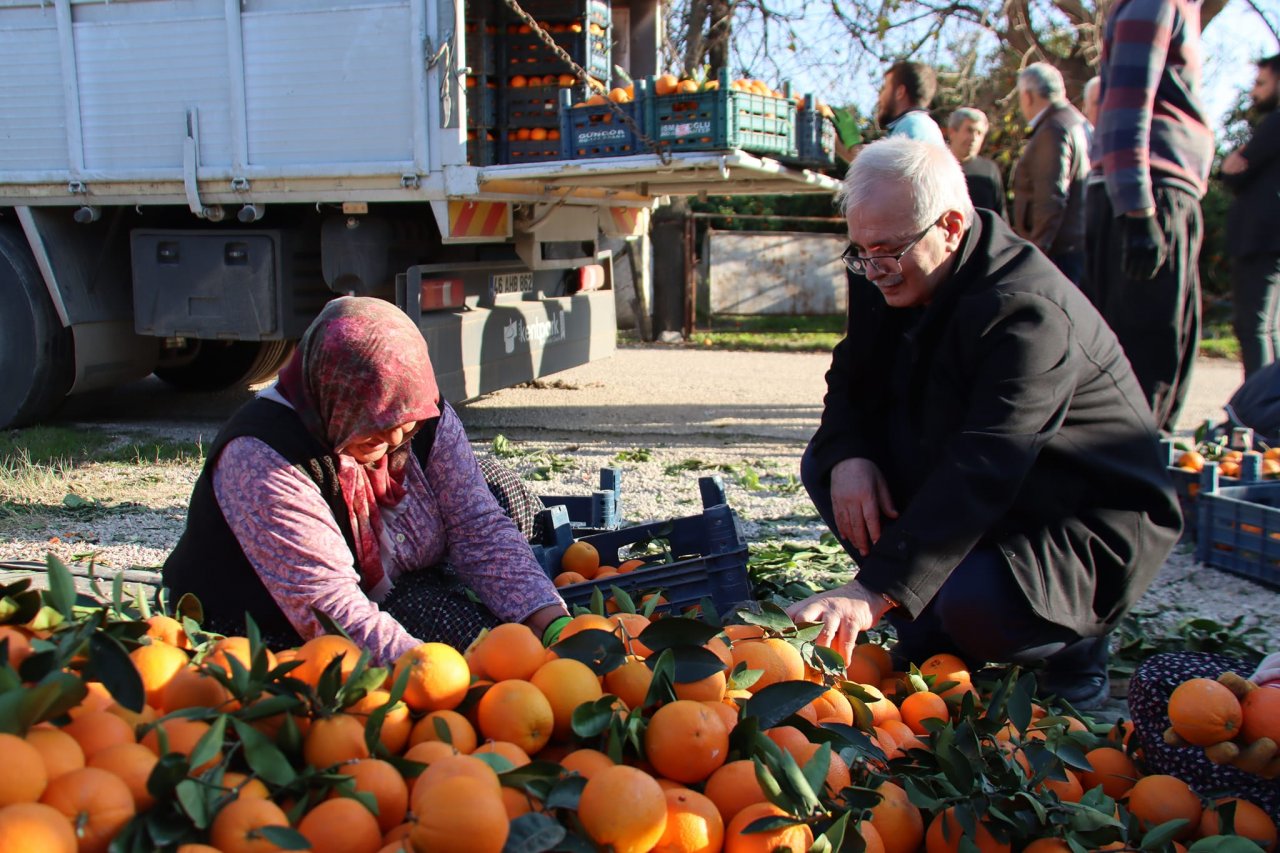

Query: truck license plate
[491,272,533,295]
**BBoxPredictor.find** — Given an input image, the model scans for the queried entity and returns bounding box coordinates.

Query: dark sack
[1225,360,1280,446]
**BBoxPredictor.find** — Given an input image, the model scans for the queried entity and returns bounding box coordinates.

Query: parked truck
[0,0,840,428]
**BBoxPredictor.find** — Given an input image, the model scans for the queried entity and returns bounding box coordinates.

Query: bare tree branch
[1242,0,1280,45]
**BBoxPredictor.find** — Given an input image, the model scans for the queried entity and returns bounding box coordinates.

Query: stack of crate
[498,0,613,163]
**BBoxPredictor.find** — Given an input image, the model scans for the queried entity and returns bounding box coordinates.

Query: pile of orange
[2,591,1279,853]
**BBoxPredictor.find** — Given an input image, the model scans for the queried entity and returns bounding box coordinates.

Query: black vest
[162,397,436,642]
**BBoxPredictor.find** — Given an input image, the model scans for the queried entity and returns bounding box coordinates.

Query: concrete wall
[707,230,846,316]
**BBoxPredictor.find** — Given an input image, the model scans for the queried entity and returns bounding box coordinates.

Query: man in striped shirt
[1086,0,1214,434]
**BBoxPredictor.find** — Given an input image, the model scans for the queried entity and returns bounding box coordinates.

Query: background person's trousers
[799,442,1106,681]
[1231,252,1280,378]
[1084,185,1203,434]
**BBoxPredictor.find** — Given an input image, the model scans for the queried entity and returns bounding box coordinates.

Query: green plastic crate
[644,70,796,158]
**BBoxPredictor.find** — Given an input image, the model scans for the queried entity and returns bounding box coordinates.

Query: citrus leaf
[751,755,788,806]
[551,629,626,677]
[229,718,296,787]
[545,774,588,811]
[85,631,146,713]
[636,617,721,651]
[504,812,567,853]
[642,649,679,708]
[147,753,191,800]
[653,644,726,684]
[817,811,851,853]
[174,779,211,828]
[800,741,832,801]
[175,593,203,625]
[43,554,76,618]
[258,825,312,850]
[734,602,795,633]
[742,681,827,729]
[571,696,616,739]
[473,752,516,774]
[188,714,227,774]
[1139,819,1191,851]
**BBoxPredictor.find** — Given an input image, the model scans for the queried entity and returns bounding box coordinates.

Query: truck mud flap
[419,290,615,402]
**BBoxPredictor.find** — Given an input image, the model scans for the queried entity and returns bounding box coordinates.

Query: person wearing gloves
[1128,651,1280,821]
[163,296,570,662]
[1085,0,1214,433]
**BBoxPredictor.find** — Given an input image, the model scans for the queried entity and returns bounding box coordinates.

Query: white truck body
[0,0,839,427]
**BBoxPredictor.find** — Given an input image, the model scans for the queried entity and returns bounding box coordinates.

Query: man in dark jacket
[1223,54,1280,378]
[947,107,1006,218]
[787,138,1181,709]
[1012,63,1090,284]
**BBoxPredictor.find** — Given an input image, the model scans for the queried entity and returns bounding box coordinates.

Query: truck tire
[155,339,295,392]
[0,225,74,429]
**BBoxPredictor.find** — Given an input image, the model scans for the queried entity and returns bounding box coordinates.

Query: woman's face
[343,420,417,465]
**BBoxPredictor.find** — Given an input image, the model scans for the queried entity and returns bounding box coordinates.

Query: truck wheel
[0,225,74,428]
[155,339,295,392]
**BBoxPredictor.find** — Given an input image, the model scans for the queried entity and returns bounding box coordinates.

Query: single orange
[297,796,383,853]
[0,733,48,806]
[578,765,669,853]
[39,767,136,853]
[0,802,78,853]
[645,700,730,784]
[392,643,470,713]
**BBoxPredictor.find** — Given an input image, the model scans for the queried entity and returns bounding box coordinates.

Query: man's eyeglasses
[841,221,939,276]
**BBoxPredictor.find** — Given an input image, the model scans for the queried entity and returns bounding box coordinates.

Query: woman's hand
[1251,652,1280,687]
[524,604,571,645]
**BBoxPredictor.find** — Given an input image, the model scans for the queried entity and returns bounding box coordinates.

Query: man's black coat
[809,210,1181,635]
[1223,109,1280,258]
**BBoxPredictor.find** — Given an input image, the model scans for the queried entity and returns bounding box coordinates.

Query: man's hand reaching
[785,582,894,665]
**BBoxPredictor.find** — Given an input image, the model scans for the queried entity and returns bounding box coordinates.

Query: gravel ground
[2,345,1276,719]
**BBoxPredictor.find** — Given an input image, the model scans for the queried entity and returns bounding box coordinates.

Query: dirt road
[56,345,1243,444]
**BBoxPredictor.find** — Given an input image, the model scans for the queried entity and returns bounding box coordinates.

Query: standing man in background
[1011,63,1091,284]
[835,60,946,162]
[876,61,945,146]
[1088,0,1214,433]
[948,107,1006,218]
[1222,54,1280,378]
[1082,77,1101,141]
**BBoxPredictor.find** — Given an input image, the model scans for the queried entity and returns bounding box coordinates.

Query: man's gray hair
[1018,62,1067,103]
[836,137,976,227]
[948,107,989,131]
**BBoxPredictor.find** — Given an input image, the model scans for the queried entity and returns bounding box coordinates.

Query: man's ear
[940,210,967,249]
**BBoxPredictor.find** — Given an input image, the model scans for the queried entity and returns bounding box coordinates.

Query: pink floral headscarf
[276,297,440,597]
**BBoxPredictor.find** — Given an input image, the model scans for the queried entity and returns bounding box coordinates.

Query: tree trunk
[707,0,733,75]
[683,0,708,75]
